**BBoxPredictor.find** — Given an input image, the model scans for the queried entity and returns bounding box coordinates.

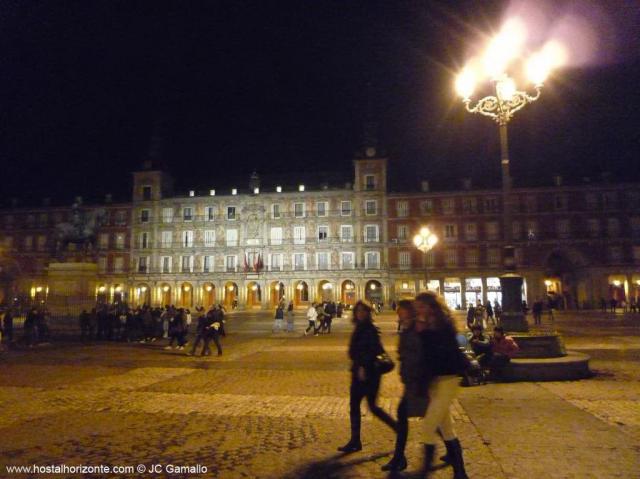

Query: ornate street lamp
[455,18,566,331]
[413,227,438,293]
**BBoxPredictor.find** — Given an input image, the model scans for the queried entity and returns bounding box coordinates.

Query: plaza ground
[0,311,639,478]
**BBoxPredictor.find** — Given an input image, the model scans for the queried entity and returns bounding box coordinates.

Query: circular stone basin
[501,352,591,381]
[511,333,566,359]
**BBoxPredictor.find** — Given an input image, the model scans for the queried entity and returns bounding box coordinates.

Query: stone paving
[0,311,638,478]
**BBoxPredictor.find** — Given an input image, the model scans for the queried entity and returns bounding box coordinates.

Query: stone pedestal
[47,262,98,316]
[499,273,529,332]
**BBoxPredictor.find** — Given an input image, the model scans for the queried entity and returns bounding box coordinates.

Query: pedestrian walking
[410,292,469,478]
[286,301,295,332]
[202,309,223,356]
[337,301,397,453]
[273,304,285,332]
[304,303,318,336]
[532,299,543,325]
[187,310,209,356]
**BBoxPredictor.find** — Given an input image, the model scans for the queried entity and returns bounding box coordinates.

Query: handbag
[374,351,395,374]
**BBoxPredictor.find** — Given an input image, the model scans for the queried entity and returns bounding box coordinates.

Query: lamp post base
[499,272,529,333]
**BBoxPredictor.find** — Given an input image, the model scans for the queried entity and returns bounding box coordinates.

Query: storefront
[486,277,502,306]
[444,278,461,310]
[464,278,482,307]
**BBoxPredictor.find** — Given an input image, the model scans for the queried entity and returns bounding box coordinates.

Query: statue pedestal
[47,262,98,316]
[499,273,529,333]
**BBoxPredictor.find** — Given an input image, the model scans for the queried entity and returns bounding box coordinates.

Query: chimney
[75,196,83,205]
[421,180,430,192]
[42,198,51,206]
[345,182,352,190]
[104,194,113,204]
[461,178,472,190]
[553,175,562,186]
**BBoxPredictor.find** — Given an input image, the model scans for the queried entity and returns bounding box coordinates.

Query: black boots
[444,439,469,479]
[381,455,407,472]
[418,444,436,477]
[337,440,362,453]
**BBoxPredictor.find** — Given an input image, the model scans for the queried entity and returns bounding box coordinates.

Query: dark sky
[0,0,639,204]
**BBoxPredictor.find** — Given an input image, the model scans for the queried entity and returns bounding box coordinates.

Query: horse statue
[53,206,107,258]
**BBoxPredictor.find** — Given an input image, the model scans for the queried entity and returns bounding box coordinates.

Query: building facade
[1,147,639,310]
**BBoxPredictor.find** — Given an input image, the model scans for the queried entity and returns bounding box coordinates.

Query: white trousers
[422,375,459,444]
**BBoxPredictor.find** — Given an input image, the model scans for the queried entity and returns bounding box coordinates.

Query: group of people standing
[340,293,469,478]
[465,299,500,331]
[303,301,342,336]
[0,307,50,347]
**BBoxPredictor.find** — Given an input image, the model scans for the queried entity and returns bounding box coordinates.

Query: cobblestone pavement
[0,311,638,478]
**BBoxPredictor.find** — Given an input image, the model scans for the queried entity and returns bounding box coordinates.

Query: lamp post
[413,226,438,294]
[455,19,566,331]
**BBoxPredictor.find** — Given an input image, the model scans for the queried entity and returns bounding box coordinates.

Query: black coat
[348,321,383,373]
[419,322,467,378]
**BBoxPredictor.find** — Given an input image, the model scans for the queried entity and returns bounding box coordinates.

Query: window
[524,195,537,213]
[396,200,409,217]
[181,255,194,272]
[293,253,306,271]
[182,230,194,247]
[365,174,376,190]
[365,200,377,215]
[365,251,380,269]
[38,213,48,227]
[202,255,214,273]
[631,217,640,238]
[424,250,435,267]
[98,257,107,272]
[444,249,457,267]
[512,221,522,240]
[420,200,433,215]
[526,221,538,240]
[99,233,109,249]
[318,225,328,242]
[465,248,479,266]
[225,255,237,272]
[26,215,35,227]
[270,253,282,271]
[628,191,640,208]
[161,231,172,248]
[140,232,149,249]
[138,257,148,273]
[399,251,411,268]
[341,225,353,242]
[465,223,477,241]
[294,202,305,218]
[113,257,124,273]
[633,246,640,263]
[142,186,152,200]
[554,195,568,211]
[316,202,327,217]
[341,201,352,216]
[397,225,408,241]
[556,220,570,239]
[341,252,355,269]
[270,227,283,245]
[36,235,46,251]
[161,256,172,273]
[585,193,598,210]
[226,229,238,246]
[608,246,623,263]
[3,236,13,249]
[603,192,617,210]
[162,208,173,223]
[115,210,127,225]
[487,248,500,266]
[293,226,306,245]
[607,218,620,237]
[462,197,477,214]
[484,197,499,213]
[115,233,126,249]
[317,252,329,270]
[227,206,236,220]
[183,207,193,221]
[444,224,457,240]
[204,230,216,247]
[206,206,215,221]
[24,236,33,251]
[587,219,600,238]
[140,209,150,223]
[442,198,455,215]
[365,225,379,243]
[485,222,499,240]
[272,204,281,219]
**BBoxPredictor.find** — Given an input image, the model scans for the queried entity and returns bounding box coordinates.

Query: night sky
[0,0,639,204]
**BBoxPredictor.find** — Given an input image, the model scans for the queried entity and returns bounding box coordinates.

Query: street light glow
[496,77,517,101]
[455,67,477,99]
[483,18,527,79]
[526,40,567,86]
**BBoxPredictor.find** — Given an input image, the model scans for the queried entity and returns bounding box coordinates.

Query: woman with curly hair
[413,291,469,478]
[337,301,397,453]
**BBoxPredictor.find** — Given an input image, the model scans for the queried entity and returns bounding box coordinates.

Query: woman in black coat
[337,301,396,453]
